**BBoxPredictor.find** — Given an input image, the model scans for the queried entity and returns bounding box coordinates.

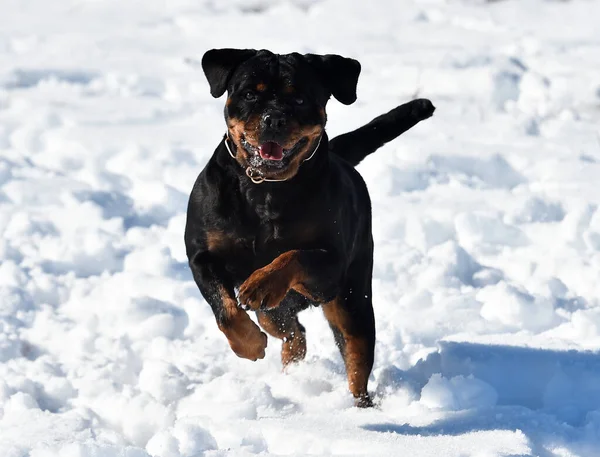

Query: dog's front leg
[189,250,267,361]
[238,249,342,310]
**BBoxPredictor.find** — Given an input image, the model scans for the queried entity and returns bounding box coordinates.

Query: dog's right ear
[304,54,361,105]
[201,48,258,98]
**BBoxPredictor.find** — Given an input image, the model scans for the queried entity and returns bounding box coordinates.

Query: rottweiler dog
[185,48,434,407]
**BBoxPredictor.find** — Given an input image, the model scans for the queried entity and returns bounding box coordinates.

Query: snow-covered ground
[1,0,600,455]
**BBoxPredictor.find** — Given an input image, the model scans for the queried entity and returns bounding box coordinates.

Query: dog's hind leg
[322,259,376,407]
[257,303,307,367]
[329,98,435,167]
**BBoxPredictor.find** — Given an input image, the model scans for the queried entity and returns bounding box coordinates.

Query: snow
[1,0,600,455]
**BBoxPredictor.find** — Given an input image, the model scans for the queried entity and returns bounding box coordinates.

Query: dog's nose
[261,112,286,130]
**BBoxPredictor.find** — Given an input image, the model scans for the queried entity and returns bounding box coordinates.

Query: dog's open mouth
[259,142,284,161]
[241,136,307,169]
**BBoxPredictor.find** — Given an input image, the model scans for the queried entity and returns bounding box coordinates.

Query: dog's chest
[205,186,324,281]
[213,195,315,271]
[246,189,283,222]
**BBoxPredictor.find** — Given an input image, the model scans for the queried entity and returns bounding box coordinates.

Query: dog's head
[202,49,360,181]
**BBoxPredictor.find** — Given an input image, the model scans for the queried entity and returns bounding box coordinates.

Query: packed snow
[1,0,600,455]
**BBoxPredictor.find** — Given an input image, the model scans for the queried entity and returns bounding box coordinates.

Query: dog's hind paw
[354,393,375,408]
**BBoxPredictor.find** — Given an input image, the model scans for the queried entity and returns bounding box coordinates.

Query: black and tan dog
[185,48,434,407]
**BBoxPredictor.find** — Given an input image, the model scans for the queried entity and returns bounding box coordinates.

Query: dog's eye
[243,90,257,101]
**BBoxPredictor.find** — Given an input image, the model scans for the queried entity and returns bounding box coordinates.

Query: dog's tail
[329,98,435,167]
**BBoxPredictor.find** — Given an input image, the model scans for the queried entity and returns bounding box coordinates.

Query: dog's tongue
[259,142,284,160]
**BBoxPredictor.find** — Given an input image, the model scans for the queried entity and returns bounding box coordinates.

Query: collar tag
[245,167,265,184]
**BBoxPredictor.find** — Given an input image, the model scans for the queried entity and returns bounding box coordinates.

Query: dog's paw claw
[259,295,270,310]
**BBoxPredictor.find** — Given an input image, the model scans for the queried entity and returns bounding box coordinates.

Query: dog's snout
[261,112,286,130]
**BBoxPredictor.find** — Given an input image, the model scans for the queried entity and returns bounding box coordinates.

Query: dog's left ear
[305,54,361,105]
[202,48,258,98]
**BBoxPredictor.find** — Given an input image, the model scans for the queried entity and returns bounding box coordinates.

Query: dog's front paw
[238,267,291,311]
[409,98,435,121]
[220,311,268,361]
